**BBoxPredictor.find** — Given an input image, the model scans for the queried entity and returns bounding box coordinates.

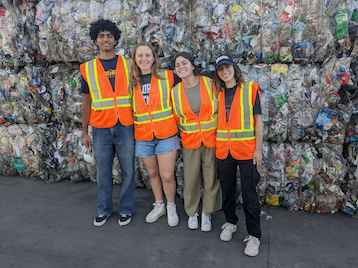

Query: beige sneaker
[243,235,260,257]
[167,204,179,227]
[201,212,212,232]
[220,222,237,241]
[145,203,166,223]
[188,213,199,229]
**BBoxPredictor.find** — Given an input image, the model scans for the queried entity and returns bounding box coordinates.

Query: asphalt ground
[0,176,357,268]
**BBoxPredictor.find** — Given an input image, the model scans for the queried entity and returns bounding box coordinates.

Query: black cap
[215,54,234,70]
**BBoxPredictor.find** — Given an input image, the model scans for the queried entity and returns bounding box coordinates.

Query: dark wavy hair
[173,52,200,76]
[89,19,122,45]
[212,63,245,97]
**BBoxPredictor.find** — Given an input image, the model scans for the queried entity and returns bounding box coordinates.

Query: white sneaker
[220,222,237,241]
[188,213,199,229]
[145,203,166,223]
[201,212,212,232]
[167,204,179,227]
[243,235,260,257]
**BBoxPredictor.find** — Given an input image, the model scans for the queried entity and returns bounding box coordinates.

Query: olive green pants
[183,144,222,217]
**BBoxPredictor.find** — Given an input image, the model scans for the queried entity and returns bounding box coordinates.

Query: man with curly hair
[80,19,135,227]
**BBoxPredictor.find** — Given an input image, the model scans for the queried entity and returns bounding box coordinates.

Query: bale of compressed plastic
[261,1,279,64]
[1,0,358,216]
[277,0,296,63]
[0,125,17,176]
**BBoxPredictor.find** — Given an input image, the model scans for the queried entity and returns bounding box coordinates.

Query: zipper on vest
[227,121,231,151]
[113,91,121,121]
[197,117,203,142]
[147,105,155,138]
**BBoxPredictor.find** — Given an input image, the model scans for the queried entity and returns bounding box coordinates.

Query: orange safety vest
[80,56,133,128]
[171,76,217,149]
[132,70,177,141]
[216,80,259,160]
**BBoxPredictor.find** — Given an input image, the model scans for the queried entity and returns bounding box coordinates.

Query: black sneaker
[93,214,111,227]
[118,214,132,226]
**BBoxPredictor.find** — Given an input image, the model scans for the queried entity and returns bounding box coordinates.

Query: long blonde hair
[130,42,164,88]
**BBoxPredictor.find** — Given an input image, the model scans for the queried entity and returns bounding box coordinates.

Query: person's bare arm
[253,114,263,170]
[82,93,92,148]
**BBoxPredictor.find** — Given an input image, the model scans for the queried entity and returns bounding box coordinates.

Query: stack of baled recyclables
[0,0,357,218]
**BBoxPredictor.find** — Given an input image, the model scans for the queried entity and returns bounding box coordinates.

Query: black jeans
[217,153,261,239]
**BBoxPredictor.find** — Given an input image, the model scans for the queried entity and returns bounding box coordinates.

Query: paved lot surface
[0,176,357,268]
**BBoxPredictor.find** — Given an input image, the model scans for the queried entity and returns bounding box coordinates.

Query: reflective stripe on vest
[241,80,254,130]
[133,70,173,124]
[134,112,150,124]
[116,96,130,107]
[172,76,216,134]
[202,76,215,120]
[201,119,217,131]
[85,57,131,110]
[134,108,173,124]
[158,70,171,110]
[122,57,131,95]
[117,57,131,107]
[217,81,255,141]
[217,129,255,141]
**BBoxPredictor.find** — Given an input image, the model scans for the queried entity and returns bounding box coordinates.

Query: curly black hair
[89,19,122,42]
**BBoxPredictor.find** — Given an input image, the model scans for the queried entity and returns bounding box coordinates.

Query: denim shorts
[135,135,180,158]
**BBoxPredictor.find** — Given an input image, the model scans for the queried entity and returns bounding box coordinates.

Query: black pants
[217,153,261,239]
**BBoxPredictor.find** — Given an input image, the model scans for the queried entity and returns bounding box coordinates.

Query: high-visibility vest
[171,76,217,149]
[80,56,133,128]
[216,80,259,160]
[132,70,177,141]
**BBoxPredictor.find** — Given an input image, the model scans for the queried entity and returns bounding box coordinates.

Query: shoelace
[189,214,198,223]
[202,217,211,226]
[168,205,176,216]
[221,222,232,230]
[202,214,211,221]
[243,235,259,245]
[151,203,161,212]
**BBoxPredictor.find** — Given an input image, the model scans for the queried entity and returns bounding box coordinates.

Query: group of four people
[81,19,263,257]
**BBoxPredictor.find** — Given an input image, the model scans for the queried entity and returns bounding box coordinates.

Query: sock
[156,199,164,204]
[167,201,175,206]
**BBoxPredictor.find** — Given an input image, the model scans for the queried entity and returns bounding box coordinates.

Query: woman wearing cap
[131,42,180,227]
[212,54,263,257]
[171,52,221,231]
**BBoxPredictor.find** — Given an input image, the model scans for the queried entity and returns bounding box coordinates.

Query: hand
[82,132,92,148]
[253,149,262,171]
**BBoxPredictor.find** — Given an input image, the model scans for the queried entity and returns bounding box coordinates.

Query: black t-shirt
[140,73,181,106]
[81,55,118,93]
[141,74,151,106]
[225,85,261,121]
